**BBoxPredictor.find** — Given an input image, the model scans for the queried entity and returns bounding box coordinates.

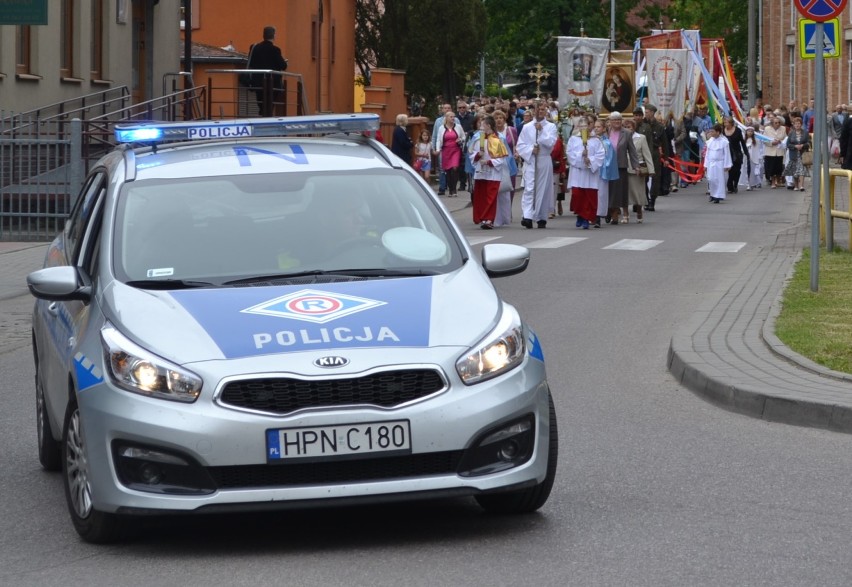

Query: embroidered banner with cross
[646,48,689,120]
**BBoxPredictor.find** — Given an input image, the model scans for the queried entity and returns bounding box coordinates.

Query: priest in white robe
[517,101,558,228]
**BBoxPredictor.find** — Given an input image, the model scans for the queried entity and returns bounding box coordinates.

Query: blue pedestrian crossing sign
[799,18,841,59]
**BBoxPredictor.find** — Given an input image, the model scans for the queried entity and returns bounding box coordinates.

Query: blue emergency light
[114,114,381,144]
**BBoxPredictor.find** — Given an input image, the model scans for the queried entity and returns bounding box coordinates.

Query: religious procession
[409,29,825,230]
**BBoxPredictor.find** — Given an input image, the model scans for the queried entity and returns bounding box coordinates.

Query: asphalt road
[3,184,852,586]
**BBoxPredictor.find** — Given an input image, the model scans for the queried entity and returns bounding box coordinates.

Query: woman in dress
[704,123,732,203]
[435,111,466,196]
[784,116,810,192]
[594,117,619,225]
[492,109,519,225]
[565,116,605,229]
[469,115,509,229]
[623,117,653,223]
[763,115,787,188]
[722,116,747,194]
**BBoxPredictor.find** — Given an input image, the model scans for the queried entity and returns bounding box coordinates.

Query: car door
[38,171,108,416]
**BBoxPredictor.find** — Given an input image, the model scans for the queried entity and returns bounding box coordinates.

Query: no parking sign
[793,0,847,22]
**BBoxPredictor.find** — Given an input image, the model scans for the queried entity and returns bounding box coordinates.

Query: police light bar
[114,114,381,144]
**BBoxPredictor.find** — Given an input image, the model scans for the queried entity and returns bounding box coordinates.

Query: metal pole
[747,0,756,110]
[69,118,84,202]
[811,22,825,292]
[610,0,616,50]
[822,31,834,253]
[480,55,486,98]
[183,0,193,85]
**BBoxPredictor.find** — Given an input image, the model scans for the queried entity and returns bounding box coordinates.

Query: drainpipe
[317,0,323,113]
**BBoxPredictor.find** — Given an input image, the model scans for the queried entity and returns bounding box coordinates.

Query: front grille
[219,369,445,415]
[208,450,464,489]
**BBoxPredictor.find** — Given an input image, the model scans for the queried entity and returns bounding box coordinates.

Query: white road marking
[603,239,663,251]
[695,242,747,253]
[525,237,587,248]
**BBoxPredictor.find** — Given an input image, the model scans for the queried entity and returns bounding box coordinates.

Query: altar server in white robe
[566,116,606,229]
[516,101,558,228]
[704,123,732,203]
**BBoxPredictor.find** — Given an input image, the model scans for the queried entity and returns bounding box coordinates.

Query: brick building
[760,1,851,109]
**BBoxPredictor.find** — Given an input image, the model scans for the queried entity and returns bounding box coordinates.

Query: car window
[113,169,463,282]
[65,171,107,264]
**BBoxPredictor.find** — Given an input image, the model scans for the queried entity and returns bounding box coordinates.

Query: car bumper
[78,355,553,514]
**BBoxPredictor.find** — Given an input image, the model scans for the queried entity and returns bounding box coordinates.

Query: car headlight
[456,307,526,385]
[101,325,202,402]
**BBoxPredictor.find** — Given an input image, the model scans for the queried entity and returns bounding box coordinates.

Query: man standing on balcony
[247,26,288,116]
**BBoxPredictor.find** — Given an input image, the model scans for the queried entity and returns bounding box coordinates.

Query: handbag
[413,159,424,172]
[801,150,813,166]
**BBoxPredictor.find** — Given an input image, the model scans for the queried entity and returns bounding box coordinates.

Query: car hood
[101,263,501,364]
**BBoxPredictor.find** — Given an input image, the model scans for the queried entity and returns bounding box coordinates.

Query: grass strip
[775,247,852,374]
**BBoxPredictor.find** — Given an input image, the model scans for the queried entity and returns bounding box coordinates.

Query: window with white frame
[788,44,796,100]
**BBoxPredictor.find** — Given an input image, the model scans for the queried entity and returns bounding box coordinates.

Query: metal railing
[6,86,132,126]
[820,168,852,250]
[0,70,321,241]
[205,70,308,119]
[1,85,208,241]
[0,117,82,241]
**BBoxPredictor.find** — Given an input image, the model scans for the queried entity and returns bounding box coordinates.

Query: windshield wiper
[223,268,438,285]
[125,279,219,290]
[222,270,336,285]
[326,268,439,277]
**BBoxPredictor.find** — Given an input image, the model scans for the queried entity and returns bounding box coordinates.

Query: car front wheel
[62,399,125,543]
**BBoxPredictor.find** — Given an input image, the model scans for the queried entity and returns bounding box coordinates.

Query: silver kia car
[28,114,557,543]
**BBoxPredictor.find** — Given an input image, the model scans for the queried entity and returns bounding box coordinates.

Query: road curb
[668,343,852,433]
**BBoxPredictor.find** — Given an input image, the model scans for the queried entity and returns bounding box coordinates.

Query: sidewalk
[4,190,852,433]
[668,196,852,433]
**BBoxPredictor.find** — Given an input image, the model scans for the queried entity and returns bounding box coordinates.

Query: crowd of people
[389,94,832,230]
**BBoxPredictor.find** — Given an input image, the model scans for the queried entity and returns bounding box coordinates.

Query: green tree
[480,0,647,94]
[355,0,487,110]
[663,0,749,88]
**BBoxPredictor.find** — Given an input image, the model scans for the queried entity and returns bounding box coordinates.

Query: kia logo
[314,356,350,368]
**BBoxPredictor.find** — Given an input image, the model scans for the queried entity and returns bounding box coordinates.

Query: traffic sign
[793,0,847,22]
[799,18,841,59]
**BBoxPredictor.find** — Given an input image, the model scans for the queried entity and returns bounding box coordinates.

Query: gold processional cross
[528,63,550,99]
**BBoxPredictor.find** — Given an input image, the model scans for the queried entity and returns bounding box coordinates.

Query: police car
[27,114,557,543]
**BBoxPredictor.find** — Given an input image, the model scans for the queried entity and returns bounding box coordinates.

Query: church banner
[601,63,636,116]
[646,48,689,120]
[557,37,611,111]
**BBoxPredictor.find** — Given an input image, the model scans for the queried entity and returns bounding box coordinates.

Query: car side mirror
[481,244,530,278]
[27,266,93,303]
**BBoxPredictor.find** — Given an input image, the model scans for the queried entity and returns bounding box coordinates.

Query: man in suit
[247,26,288,116]
[607,111,641,224]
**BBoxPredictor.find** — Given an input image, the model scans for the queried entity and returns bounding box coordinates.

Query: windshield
[113,170,464,284]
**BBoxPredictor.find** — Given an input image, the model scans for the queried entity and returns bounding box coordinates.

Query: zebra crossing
[466,234,747,253]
